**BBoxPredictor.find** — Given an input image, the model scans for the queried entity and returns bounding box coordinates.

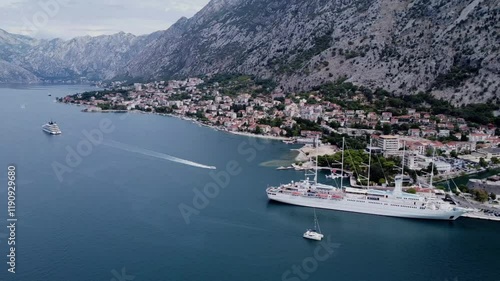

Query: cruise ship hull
[42,128,61,135]
[267,193,466,220]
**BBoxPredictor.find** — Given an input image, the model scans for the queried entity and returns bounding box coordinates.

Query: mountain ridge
[1,0,499,104]
[0,29,160,82]
[123,0,500,104]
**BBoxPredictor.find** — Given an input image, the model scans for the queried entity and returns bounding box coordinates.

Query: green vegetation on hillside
[201,73,277,96]
[303,79,500,126]
[432,58,480,89]
[66,89,129,102]
[318,149,399,185]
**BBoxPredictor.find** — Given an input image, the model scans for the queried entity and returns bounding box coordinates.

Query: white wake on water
[103,140,216,170]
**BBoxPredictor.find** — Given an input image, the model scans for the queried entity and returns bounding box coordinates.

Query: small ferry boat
[42,121,62,135]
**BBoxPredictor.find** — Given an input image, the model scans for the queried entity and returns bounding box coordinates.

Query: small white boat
[325,174,343,179]
[325,168,348,179]
[303,209,324,241]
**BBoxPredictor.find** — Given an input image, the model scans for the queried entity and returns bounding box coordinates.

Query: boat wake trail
[103,140,216,170]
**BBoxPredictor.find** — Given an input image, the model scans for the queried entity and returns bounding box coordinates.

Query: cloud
[164,0,206,12]
[1,0,210,39]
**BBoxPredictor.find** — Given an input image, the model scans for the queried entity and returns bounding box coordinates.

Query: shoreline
[463,212,500,222]
[228,131,292,141]
[293,144,338,162]
[66,103,495,192]
[70,103,295,142]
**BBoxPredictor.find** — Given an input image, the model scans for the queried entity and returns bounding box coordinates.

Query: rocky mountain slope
[0,29,160,83]
[124,0,499,104]
[1,0,498,104]
[0,29,40,83]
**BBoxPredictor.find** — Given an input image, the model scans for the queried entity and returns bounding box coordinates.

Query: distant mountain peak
[0,28,159,83]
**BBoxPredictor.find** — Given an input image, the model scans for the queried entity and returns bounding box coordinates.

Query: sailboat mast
[367,138,372,189]
[429,146,436,188]
[314,208,321,233]
[314,136,319,184]
[340,137,345,189]
[401,140,406,177]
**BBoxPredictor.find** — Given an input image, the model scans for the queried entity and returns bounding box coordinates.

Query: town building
[373,135,400,157]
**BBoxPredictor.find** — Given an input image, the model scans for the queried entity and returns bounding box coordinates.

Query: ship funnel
[393,175,403,196]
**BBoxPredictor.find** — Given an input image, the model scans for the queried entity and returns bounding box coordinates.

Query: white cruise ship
[266,139,471,220]
[42,121,62,135]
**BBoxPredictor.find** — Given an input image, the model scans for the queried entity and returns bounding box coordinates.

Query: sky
[0,0,210,39]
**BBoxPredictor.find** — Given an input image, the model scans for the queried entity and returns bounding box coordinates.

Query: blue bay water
[0,85,499,281]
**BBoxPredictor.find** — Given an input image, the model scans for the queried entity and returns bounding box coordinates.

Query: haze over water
[0,85,499,281]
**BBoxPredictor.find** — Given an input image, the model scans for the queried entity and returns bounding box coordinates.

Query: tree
[425,163,439,175]
[450,150,458,158]
[458,185,469,193]
[255,126,263,135]
[479,157,488,168]
[490,193,497,200]
[382,123,392,135]
[318,150,397,185]
[491,157,500,165]
[328,121,340,129]
[473,189,489,202]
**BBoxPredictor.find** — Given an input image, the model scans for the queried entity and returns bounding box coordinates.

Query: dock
[462,212,500,221]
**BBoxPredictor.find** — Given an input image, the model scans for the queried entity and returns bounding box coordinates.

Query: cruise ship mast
[304,136,320,185]
[315,136,319,184]
[367,138,372,189]
[429,146,436,188]
[401,141,406,177]
[392,141,406,195]
[357,138,372,189]
[340,137,345,189]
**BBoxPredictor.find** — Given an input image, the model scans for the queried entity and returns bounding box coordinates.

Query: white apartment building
[404,153,452,173]
[373,135,400,156]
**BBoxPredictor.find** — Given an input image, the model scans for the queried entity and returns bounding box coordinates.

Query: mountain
[1,0,499,104]
[0,29,41,83]
[0,29,160,83]
[124,0,500,104]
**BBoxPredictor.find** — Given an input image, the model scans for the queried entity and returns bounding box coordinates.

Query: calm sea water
[0,85,499,281]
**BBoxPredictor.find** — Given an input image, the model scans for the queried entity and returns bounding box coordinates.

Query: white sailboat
[303,209,324,241]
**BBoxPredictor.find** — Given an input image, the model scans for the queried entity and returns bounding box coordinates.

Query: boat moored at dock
[266,138,472,220]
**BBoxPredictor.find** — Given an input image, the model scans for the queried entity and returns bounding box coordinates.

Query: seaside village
[59,76,500,219]
[63,78,500,175]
